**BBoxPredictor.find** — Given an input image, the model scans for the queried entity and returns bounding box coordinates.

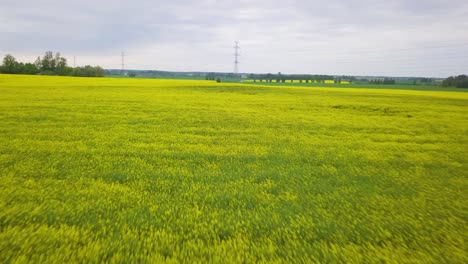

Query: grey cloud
[1,0,467,77]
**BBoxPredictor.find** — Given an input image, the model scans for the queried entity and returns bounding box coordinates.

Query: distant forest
[0,52,104,77]
[2,54,465,87]
[111,69,440,86]
[442,75,468,88]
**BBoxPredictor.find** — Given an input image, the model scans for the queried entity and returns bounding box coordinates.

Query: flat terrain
[0,74,467,263]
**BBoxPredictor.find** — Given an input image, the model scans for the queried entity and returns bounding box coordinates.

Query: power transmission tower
[234,41,240,75]
[121,51,125,75]
[73,56,76,68]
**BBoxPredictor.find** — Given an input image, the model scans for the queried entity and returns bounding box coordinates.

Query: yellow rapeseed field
[0,74,467,263]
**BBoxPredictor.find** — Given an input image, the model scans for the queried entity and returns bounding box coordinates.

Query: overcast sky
[1,0,467,77]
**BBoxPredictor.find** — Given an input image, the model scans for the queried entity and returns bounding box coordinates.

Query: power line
[234,41,240,75]
[330,55,468,64]
[240,42,468,58]
[287,43,468,55]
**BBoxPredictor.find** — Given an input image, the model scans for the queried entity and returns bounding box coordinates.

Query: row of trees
[369,78,396,85]
[250,79,351,84]
[247,73,353,81]
[443,75,468,88]
[0,52,104,77]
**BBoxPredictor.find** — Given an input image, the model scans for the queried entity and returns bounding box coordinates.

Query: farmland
[0,74,467,262]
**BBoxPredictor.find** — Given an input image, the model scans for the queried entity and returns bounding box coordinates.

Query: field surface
[0,75,467,263]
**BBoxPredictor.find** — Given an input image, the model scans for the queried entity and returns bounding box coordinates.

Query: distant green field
[0,74,467,263]
[240,80,462,91]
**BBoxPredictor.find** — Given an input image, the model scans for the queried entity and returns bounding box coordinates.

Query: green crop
[0,74,467,263]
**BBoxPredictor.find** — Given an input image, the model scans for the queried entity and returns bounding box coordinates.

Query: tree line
[442,75,468,88]
[369,78,396,85]
[0,52,104,77]
[246,73,355,82]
